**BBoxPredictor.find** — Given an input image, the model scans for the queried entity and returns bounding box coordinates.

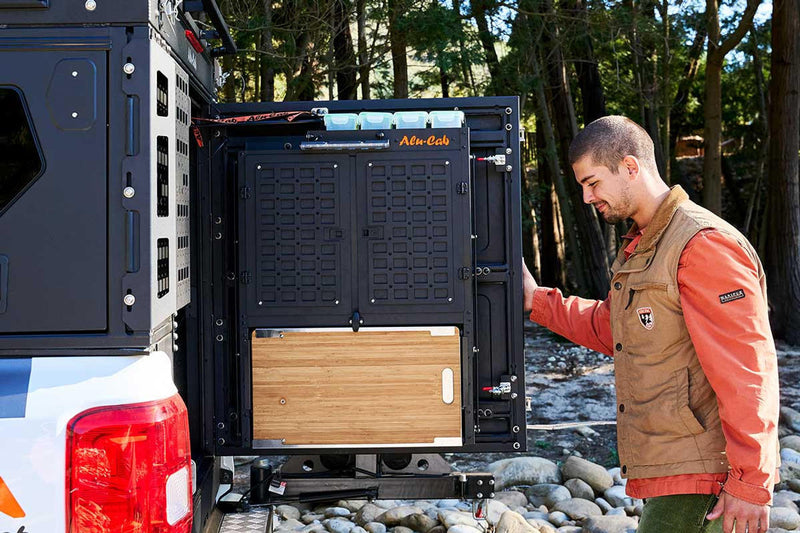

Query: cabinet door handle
[0,255,8,314]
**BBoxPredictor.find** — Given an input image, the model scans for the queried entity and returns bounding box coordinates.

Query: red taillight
[184,30,204,53]
[66,394,192,533]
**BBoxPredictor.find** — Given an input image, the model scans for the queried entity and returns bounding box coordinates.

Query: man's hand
[706,492,769,533]
[522,261,538,312]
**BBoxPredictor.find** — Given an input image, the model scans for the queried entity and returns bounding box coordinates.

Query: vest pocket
[675,368,706,435]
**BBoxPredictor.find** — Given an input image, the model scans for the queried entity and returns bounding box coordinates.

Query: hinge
[240,271,251,284]
[457,182,469,195]
[240,186,251,199]
[458,267,472,280]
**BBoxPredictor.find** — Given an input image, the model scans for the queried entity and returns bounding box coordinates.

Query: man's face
[572,156,634,224]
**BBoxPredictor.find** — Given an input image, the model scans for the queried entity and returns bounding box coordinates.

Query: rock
[781,407,800,432]
[301,525,327,533]
[494,490,531,509]
[769,507,800,530]
[594,498,613,513]
[357,506,388,526]
[560,456,613,493]
[378,507,424,527]
[438,510,480,529]
[303,514,326,525]
[581,515,638,533]
[527,519,557,533]
[607,468,622,485]
[435,500,461,509]
[374,501,402,510]
[602,486,631,508]
[325,519,356,533]
[277,519,305,532]
[782,435,800,453]
[481,499,512,526]
[525,484,572,509]
[551,498,602,520]
[399,513,439,532]
[555,528,581,533]
[423,507,441,521]
[278,506,303,520]
[547,511,571,527]
[514,506,529,515]
[489,457,563,489]
[365,523,387,533]
[445,526,482,533]
[564,478,594,500]
[393,526,415,533]
[606,508,627,517]
[781,462,800,483]
[575,426,599,438]
[495,511,540,533]
[427,526,446,533]
[352,528,368,533]
[339,501,368,512]
[789,479,800,492]
[774,491,800,512]
[326,508,352,518]
[782,448,800,465]
[523,511,550,521]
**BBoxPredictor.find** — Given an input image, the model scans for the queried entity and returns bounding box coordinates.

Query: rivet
[477,480,483,486]
[505,123,513,131]
[85,0,96,10]
[215,232,223,240]
[123,186,135,198]
[217,438,225,446]
[123,294,136,306]
[122,62,135,75]
[71,71,79,78]
[445,161,450,165]
[173,344,179,352]
[512,425,520,433]
[476,492,483,499]
[216,334,224,342]
[258,301,263,306]
[505,107,512,115]
[215,319,224,326]
[505,165,513,172]
[71,112,79,118]
[368,162,373,167]
[448,297,453,302]
[371,298,375,303]
[333,164,338,168]
[513,442,521,450]
[257,164,262,170]
[505,147,512,154]
[280,398,286,405]
[335,300,339,305]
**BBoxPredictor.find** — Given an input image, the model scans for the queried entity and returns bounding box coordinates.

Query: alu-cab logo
[0,476,24,519]
[398,134,451,147]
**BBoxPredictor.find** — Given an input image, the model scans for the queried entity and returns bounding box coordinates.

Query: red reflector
[66,394,192,533]
[184,30,204,53]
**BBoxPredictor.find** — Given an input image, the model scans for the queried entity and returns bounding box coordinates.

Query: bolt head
[476,492,483,499]
[123,62,135,75]
[505,147,512,154]
[173,344,179,352]
[85,0,97,11]
[488,479,495,486]
[477,480,483,486]
[123,186,135,198]
[123,294,136,306]
[505,165,513,172]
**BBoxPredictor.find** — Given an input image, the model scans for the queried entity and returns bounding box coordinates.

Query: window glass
[0,88,43,213]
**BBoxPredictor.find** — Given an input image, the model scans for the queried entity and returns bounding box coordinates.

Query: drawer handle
[442,368,454,404]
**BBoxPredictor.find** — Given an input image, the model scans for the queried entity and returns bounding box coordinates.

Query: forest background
[211,0,800,344]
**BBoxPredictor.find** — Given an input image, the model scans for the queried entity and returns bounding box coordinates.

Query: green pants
[638,494,723,533]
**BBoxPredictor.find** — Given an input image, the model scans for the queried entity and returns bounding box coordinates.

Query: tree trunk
[766,0,800,344]
[388,0,408,98]
[659,0,671,181]
[563,0,607,123]
[542,0,611,298]
[670,17,706,149]
[333,0,358,99]
[439,65,450,98]
[744,26,768,237]
[356,0,370,99]
[535,120,566,288]
[222,54,237,102]
[470,0,502,94]
[702,0,760,214]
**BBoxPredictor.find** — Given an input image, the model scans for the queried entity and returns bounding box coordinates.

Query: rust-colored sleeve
[529,287,614,356]
[678,229,780,505]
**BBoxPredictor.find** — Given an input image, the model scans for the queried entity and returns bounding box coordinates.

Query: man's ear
[622,156,640,179]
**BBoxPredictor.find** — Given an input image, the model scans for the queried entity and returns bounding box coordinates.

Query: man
[522,116,779,533]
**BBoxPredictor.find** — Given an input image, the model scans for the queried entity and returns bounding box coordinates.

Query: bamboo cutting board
[251,327,462,446]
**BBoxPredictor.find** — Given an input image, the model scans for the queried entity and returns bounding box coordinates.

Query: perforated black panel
[243,156,351,320]
[364,160,454,305]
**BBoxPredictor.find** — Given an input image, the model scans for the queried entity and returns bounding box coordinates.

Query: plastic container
[324,113,359,130]
[394,111,429,129]
[358,112,394,130]
[429,110,465,128]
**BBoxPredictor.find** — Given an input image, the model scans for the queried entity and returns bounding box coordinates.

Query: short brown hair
[568,115,659,176]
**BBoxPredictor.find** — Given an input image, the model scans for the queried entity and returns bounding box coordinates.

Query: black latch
[240,271,251,284]
[457,182,469,195]
[458,267,472,280]
[240,186,251,199]
[349,311,362,332]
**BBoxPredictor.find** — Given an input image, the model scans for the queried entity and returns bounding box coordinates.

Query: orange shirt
[529,228,778,505]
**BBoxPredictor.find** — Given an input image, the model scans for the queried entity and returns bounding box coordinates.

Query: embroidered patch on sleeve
[719,289,746,304]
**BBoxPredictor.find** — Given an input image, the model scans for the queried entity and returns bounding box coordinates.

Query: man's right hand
[522,261,538,312]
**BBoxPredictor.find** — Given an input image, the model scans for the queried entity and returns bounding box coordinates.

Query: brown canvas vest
[609,186,767,479]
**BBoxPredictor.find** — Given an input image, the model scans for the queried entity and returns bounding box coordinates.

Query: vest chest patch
[637,307,654,330]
